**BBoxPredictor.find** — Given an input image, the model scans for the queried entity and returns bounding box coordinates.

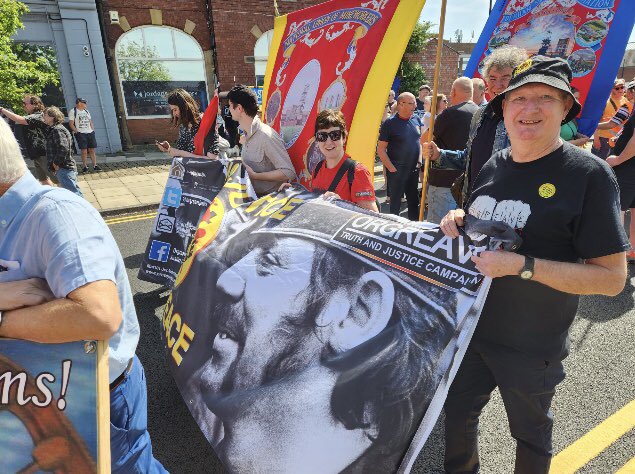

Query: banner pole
[418,0,448,222]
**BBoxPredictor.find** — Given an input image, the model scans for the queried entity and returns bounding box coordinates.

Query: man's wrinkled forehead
[222,233,316,266]
[487,66,513,78]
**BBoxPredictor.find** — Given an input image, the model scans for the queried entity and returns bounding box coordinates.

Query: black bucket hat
[490,55,582,124]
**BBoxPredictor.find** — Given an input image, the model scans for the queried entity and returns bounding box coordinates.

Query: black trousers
[444,341,565,474]
[387,165,420,220]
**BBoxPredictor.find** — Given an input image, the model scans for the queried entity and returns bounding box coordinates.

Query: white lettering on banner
[0,360,72,410]
[333,216,487,292]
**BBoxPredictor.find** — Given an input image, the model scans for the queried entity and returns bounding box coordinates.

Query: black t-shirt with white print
[466,142,629,360]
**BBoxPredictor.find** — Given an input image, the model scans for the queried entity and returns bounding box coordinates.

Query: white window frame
[115,26,209,119]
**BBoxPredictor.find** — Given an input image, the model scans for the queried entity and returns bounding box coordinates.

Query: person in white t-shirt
[68,98,100,172]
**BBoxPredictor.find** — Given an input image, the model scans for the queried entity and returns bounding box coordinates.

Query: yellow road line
[105,212,156,225]
[616,456,635,474]
[550,399,635,473]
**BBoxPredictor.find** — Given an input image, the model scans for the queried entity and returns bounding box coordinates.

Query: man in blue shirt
[377,92,422,220]
[0,119,165,473]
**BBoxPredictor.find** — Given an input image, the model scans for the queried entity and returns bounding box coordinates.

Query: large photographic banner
[161,163,497,473]
[0,339,110,473]
[465,0,635,136]
[262,0,426,185]
[138,157,237,288]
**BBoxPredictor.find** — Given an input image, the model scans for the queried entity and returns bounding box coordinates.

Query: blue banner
[465,0,635,136]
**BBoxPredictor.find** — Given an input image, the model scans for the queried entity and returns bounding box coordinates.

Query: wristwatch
[519,256,535,280]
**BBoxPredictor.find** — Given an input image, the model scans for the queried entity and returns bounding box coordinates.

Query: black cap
[75,97,87,104]
[490,55,581,123]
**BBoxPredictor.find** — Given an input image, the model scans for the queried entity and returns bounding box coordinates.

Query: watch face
[520,270,533,280]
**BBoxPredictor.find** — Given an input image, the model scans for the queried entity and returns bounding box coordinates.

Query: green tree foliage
[117,42,171,82]
[398,21,435,95]
[0,0,60,111]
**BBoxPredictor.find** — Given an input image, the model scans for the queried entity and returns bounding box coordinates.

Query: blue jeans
[110,356,167,473]
[426,185,456,224]
[56,168,84,197]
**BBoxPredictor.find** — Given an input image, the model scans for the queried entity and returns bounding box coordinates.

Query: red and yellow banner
[262,0,426,185]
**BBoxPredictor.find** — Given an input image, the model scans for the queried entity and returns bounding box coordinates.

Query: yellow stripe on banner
[616,456,635,474]
[346,0,427,180]
[550,399,635,473]
[262,13,288,116]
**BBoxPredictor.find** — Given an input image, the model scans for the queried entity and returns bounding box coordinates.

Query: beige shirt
[242,116,296,196]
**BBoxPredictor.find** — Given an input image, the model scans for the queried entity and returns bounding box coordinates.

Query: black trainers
[81,166,89,173]
[93,165,102,171]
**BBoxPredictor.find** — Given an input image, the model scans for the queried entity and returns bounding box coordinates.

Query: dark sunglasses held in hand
[315,130,343,142]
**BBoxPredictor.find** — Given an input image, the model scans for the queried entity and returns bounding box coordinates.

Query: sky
[418,0,635,46]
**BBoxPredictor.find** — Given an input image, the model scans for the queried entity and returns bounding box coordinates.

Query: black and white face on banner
[163,163,496,473]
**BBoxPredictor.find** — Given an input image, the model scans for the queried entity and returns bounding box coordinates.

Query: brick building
[407,38,461,97]
[98,0,458,146]
[211,1,321,88]
[99,0,321,146]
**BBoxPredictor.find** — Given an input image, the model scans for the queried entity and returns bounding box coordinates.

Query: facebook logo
[149,240,171,263]
[162,185,182,208]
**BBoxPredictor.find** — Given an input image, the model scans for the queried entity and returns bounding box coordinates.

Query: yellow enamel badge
[514,59,533,77]
[539,183,556,198]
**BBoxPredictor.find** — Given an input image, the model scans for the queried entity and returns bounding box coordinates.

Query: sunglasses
[614,86,625,90]
[315,130,343,142]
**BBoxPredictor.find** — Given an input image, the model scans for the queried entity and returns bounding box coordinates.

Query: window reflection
[115,26,208,118]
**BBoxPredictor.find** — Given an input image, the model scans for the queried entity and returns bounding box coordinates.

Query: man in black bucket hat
[439,56,629,473]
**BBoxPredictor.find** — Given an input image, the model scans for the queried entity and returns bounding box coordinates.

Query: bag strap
[609,98,618,112]
[312,158,357,193]
[328,158,356,192]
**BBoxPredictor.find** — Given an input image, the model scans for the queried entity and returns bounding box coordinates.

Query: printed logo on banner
[330,215,485,293]
[163,185,183,208]
[156,211,176,233]
[149,240,171,262]
[170,161,186,180]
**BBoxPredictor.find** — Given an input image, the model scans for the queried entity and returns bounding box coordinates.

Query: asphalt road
[108,212,635,474]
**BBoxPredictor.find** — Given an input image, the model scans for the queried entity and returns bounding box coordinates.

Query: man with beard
[177,204,459,473]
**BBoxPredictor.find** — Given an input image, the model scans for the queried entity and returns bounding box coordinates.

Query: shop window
[115,26,208,118]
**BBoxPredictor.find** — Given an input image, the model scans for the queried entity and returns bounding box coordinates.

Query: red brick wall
[101,1,212,50]
[211,0,322,88]
[127,119,178,145]
[100,1,321,144]
[407,39,460,97]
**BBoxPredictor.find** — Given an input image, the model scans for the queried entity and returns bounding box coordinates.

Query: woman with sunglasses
[282,109,377,212]
[596,82,635,145]
[593,79,630,159]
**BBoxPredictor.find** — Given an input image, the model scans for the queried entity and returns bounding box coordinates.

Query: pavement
[30,152,388,215]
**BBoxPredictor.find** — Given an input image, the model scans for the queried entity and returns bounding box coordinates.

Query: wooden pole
[418,0,448,222]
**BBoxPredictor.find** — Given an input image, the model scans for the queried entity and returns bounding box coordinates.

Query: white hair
[0,118,28,184]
